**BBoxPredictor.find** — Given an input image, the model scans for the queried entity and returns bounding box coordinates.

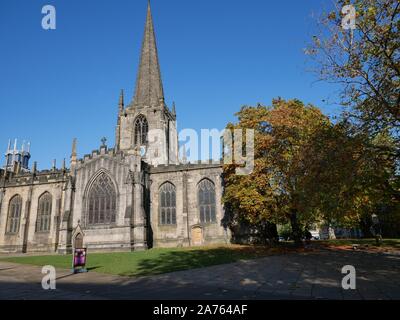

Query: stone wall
[63,146,136,252]
[149,163,231,248]
[0,170,67,253]
[0,153,232,254]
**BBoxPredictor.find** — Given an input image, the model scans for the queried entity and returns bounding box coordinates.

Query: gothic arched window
[134,115,149,146]
[198,179,217,224]
[36,192,52,232]
[6,195,22,234]
[87,173,117,226]
[159,182,176,225]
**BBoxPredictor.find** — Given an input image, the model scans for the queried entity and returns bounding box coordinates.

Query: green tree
[307,0,400,159]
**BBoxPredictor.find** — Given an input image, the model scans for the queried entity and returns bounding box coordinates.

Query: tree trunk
[268,222,279,242]
[261,222,278,245]
[290,210,302,245]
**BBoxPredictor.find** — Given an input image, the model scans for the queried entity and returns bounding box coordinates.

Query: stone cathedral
[0,3,230,254]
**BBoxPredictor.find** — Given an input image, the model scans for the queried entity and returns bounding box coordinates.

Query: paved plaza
[0,248,399,300]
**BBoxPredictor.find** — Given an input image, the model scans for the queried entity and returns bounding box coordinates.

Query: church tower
[117,1,178,166]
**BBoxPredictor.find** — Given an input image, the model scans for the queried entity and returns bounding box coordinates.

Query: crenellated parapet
[149,161,223,174]
[77,147,126,166]
[0,168,69,187]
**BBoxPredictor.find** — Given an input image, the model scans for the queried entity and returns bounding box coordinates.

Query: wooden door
[191,227,203,246]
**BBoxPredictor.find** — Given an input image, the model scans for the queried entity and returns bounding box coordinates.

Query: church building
[0,2,230,254]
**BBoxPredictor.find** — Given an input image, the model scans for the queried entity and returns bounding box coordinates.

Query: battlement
[149,160,223,174]
[0,167,69,187]
[78,146,125,165]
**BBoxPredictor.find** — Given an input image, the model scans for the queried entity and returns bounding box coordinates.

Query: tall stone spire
[132,1,165,108]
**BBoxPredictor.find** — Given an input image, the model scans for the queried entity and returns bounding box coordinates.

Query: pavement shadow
[127,247,273,277]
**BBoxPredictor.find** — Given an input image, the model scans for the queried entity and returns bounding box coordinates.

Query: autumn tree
[223,99,399,244]
[222,106,281,244]
[302,119,399,235]
[223,99,331,244]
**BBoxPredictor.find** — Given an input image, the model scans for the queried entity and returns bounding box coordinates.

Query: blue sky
[0,0,342,169]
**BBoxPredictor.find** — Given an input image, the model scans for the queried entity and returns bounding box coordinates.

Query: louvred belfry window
[134,115,149,146]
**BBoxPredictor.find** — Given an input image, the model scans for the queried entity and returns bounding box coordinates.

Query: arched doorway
[191,226,203,246]
[75,233,83,249]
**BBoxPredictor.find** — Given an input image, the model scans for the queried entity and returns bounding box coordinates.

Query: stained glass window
[87,173,117,225]
[159,182,176,225]
[6,195,22,234]
[36,192,52,232]
[198,179,216,224]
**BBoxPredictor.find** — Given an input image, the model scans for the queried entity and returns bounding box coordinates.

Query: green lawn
[0,245,283,277]
[2,240,398,277]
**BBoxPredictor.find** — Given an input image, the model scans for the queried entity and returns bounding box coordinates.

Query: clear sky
[0,0,342,169]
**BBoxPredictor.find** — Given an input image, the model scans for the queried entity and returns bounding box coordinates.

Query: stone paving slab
[0,249,399,300]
